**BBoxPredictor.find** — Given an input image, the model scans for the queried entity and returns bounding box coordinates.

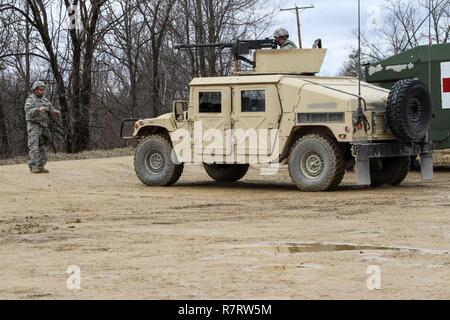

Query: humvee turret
[121,44,433,191]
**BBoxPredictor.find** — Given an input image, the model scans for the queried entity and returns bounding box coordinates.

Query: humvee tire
[370,156,410,187]
[390,156,411,186]
[386,79,433,142]
[134,135,183,186]
[288,134,345,191]
[204,164,249,182]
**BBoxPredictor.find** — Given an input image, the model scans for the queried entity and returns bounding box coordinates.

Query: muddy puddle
[248,242,450,255]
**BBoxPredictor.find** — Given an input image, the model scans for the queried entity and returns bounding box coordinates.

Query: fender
[133,113,177,137]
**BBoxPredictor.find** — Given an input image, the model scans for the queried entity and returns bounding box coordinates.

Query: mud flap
[355,158,371,186]
[420,153,433,181]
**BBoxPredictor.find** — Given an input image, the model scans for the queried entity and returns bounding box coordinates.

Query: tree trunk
[206,0,216,76]
[150,44,160,117]
[195,0,206,76]
[77,51,94,152]
[70,36,84,153]
[0,93,10,158]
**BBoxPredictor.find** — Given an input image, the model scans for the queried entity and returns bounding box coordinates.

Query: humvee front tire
[370,156,410,187]
[288,134,345,192]
[204,164,249,182]
[134,135,183,186]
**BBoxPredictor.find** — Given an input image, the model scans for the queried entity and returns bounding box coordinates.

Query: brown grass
[0,147,135,166]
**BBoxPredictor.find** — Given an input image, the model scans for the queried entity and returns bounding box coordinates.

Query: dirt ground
[1,156,450,300]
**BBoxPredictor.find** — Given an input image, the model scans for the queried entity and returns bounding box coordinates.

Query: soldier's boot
[38,167,50,173]
[30,166,42,174]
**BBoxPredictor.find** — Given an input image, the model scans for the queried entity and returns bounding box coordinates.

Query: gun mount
[175,39,327,75]
[175,39,277,72]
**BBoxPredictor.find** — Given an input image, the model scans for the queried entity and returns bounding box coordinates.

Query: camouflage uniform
[280,39,297,49]
[24,93,56,170]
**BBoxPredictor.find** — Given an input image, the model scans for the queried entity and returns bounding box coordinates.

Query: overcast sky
[271,0,389,75]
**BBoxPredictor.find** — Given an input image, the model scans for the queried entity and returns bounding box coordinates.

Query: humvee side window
[241,90,265,112]
[199,92,222,113]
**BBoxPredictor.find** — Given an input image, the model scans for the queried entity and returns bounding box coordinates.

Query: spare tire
[385,79,432,142]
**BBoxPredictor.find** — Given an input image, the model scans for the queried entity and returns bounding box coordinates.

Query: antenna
[427,0,432,143]
[428,0,432,91]
[353,0,368,131]
[357,0,363,117]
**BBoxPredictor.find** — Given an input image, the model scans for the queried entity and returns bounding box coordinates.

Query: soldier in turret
[273,28,297,49]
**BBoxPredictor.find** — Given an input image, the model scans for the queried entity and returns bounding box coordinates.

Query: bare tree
[63,0,109,152]
[0,88,9,158]
[172,0,277,77]
[340,0,450,73]
[339,48,366,78]
[361,0,449,61]
[423,0,450,44]
[0,7,10,158]
[139,0,176,116]
[2,0,111,153]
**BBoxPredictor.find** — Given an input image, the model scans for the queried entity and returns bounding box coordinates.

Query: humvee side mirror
[173,100,188,121]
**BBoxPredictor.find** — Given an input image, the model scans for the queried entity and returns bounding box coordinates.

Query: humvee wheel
[134,135,183,186]
[204,164,249,182]
[390,156,411,186]
[288,134,345,191]
[370,156,410,187]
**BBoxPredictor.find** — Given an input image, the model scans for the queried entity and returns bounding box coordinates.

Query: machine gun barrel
[174,43,233,50]
[174,39,276,52]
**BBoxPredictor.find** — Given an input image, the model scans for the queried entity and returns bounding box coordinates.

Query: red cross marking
[443,78,450,93]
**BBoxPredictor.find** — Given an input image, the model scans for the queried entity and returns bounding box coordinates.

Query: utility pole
[280,4,314,48]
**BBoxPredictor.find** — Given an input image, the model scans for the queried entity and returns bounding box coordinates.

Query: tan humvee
[122,49,433,191]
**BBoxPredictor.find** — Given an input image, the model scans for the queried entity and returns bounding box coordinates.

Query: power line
[280,4,315,48]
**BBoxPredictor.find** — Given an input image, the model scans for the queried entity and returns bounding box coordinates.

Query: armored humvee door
[190,86,232,157]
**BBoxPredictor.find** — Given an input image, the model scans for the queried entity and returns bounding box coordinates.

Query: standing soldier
[24,81,60,173]
[273,28,298,49]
